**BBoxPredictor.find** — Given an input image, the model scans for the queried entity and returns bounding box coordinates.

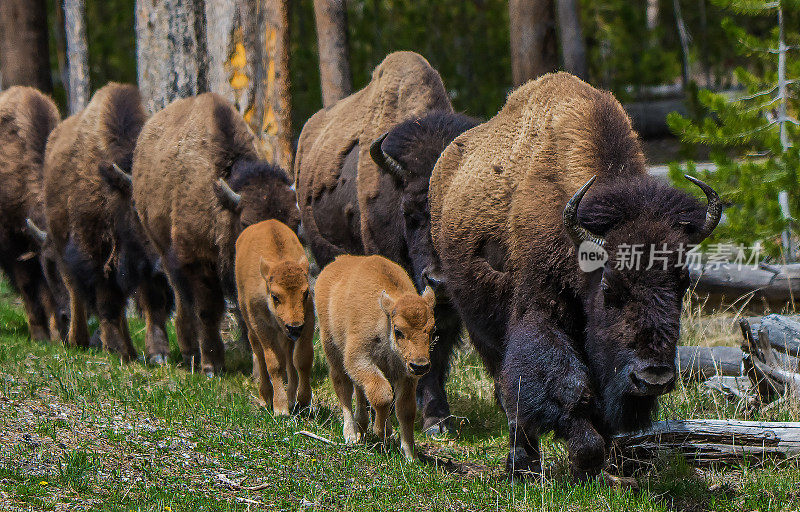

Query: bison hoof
[424,423,450,437]
[148,353,168,366]
[505,448,542,479]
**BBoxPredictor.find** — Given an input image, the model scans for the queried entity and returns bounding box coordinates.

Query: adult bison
[295,51,473,432]
[43,83,173,362]
[133,93,299,376]
[429,73,721,479]
[0,86,67,341]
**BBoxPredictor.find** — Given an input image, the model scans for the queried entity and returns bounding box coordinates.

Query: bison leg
[64,279,89,348]
[292,316,315,411]
[95,281,137,361]
[501,310,605,481]
[10,259,52,341]
[506,420,541,477]
[191,272,226,375]
[396,377,418,460]
[322,333,361,442]
[136,279,171,365]
[174,297,199,369]
[417,302,459,435]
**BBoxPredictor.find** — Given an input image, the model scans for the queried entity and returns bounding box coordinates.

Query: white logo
[578,241,608,272]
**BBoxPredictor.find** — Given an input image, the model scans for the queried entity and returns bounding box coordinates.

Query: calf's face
[379,287,436,376]
[260,257,310,341]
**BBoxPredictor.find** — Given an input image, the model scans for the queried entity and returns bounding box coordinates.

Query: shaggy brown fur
[235,220,314,415]
[294,51,452,262]
[133,93,299,375]
[0,86,65,341]
[430,73,711,479]
[315,255,436,459]
[43,83,172,362]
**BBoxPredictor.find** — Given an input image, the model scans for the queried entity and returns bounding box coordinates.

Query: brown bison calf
[0,86,67,341]
[315,255,436,459]
[133,93,299,375]
[235,220,314,415]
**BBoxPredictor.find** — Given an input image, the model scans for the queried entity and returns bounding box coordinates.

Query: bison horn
[25,218,47,246]
[370,132,408,180]
[563,176,606,248]
[684,174,722,242]
[214,178,242,212]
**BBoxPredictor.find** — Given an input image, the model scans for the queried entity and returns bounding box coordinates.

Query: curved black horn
[563,176,606,248]
[684,174,722,242]
[25,218,47,246]
[112,163,132,186]
[369,132,408,180]
[213,178,242,212]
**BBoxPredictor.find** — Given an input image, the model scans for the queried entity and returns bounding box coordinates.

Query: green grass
[1,279,799,511]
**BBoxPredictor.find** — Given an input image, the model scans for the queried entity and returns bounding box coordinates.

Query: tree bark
[508,0,557,86]
[555,0,587,80]
[261,0,293,171]
[0,0,52,92]
[64,0,89,114]
[135,0,207,114]
[313,0,352,107]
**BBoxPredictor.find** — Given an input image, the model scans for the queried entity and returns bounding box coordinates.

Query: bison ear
[99,163,133,196]
[378,290,395,317]
[259,257,271,283]
[421,285,436,309]
[213,178,242,212]
[297,254,309,273]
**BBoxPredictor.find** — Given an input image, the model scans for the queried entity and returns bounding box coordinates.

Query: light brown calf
[235,220,314,415]
[315,255,435,459]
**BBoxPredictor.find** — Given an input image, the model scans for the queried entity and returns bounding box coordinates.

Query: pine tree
[668,0,799,258]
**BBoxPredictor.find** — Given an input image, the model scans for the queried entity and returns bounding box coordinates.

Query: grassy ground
[1,279,799,511]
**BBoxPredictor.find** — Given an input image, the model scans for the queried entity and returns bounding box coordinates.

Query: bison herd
[0,51,720,479]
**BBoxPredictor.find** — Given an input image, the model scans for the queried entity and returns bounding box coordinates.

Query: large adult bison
[429,73,721,479]
[0,86,67,341]
[43,83,173,362]
[295,51,472,432]
[133,93,299,376]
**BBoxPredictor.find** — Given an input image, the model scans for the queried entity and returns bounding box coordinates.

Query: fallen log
[611,419,800,473]
[690,263,800,310]
[677,345,742,381]
[748,314,800,358]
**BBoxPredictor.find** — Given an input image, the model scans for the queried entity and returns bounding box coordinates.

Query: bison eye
[271,294,281,306]
[394,328,404,339]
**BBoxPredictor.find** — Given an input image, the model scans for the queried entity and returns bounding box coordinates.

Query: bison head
[564,175,721,433]
[379,287,437,376]
[370,112,479,292]
[260,256,310,341]
[24,218,70,340]
[215,160,301,235]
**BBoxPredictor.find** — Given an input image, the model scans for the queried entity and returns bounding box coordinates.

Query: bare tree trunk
[508,0,557,86]
[646,0,659,31]
[0,0,52,92]
[64,0,89,114]
[135,0,207,114]
[672,0,691,89]
[313,0,352,107]
[261,0,293,171]
[555,0,587,80]
[54,1,68,93]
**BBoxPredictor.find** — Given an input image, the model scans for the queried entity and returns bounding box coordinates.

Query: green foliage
[668,1,800,256]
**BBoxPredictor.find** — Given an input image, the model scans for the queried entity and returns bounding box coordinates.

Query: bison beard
[429,73,721,480]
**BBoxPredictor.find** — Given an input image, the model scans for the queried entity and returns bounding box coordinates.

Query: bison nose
[408,360,431,376]
[286,324,304,341]
[630,364,676,396]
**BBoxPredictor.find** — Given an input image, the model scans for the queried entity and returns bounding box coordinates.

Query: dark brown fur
[43,83,172,362]
[133,93,299,374]
[0,86,66,341]
[430,73,709,479]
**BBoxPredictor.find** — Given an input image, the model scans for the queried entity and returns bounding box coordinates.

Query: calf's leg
[347,352,393,442]
[501,309,605,481]
[396,377,418,460]
[293,318,315,410]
